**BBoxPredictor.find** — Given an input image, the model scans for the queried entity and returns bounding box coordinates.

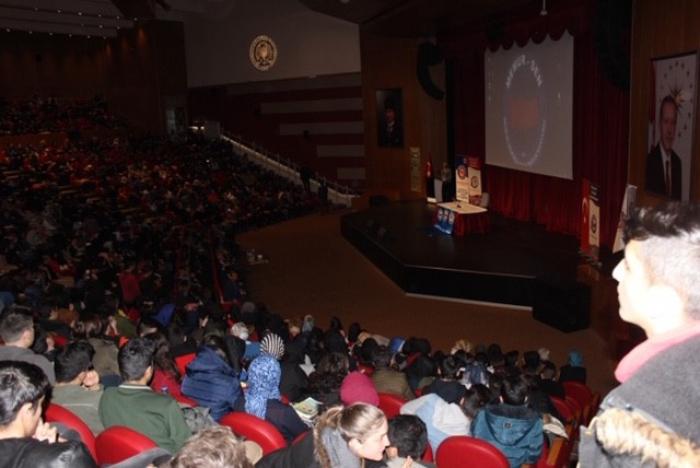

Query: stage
[341,200,592,331]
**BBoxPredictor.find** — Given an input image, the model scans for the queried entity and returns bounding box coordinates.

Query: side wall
[360,33,447,195]
[188,73,367,189]
[183,0,361,87]
[0,21,187,134]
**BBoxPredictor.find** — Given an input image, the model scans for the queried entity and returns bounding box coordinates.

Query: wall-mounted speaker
[417,42,444,100]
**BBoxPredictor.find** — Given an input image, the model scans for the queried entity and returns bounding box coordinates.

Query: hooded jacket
[469,403,543,468]
[181,346,242,421]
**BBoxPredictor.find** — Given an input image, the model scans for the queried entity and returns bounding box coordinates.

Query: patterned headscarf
[245,355,281,420]
[261,333,285,360]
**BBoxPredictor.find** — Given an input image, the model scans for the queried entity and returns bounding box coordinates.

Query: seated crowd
[0,94,129,136]
[0,103,593,467]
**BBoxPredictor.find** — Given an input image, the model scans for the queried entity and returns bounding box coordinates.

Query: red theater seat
[95,426,158,465]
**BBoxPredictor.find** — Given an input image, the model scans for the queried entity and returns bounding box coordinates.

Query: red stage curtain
[441,0,629,247]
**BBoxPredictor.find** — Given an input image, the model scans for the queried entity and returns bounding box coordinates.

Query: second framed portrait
[646,51,699,201]
[376,88,404,148]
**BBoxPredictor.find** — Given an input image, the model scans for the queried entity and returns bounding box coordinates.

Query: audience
[385,415,435,468]
[256,403,389,468]
[0,109,605,467]
[161,425,256,468]
[0,306,56,385]
[0,361,97,467]
[52,340,105,435]
[233,354,307,445]
[469,374,543,468]
[370,345,415,401]
[181,334,242,422]
[99,337,192,454]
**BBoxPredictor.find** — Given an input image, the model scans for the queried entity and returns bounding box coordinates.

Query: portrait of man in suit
[377,89,404,148]
[646,95,682,200]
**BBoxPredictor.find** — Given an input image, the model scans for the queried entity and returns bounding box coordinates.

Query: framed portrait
[376,88,404,148]
[646,51,699,201]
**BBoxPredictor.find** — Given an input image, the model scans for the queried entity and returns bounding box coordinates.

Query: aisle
[238,209,619,395]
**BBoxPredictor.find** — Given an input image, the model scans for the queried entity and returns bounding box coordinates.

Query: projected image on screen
[485,32,574,180]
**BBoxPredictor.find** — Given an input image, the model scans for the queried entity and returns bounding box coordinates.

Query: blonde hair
[165,426,252,468]
[313,404,386,468]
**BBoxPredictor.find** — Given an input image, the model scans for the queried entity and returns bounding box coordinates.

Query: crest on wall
[249,35,277,71]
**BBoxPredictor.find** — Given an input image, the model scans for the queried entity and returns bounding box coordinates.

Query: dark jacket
[181,346,242,422]
[470,403,543,468]
[0,438,97,468]
[579,334,700,467]
[255,431,318,468]
[233,397,308,445]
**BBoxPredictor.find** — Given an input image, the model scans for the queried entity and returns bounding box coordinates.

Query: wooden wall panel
[0,22,187,135]
[360,33,447,195]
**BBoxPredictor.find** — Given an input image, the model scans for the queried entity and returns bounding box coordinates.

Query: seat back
[95,426,158,465]
[219,412,286,455]
[562,381,593,408]
[422,442,434,462]
[563,381,597,424]
[436,436,509,468]
[550,396,577,426]
[175,352,196,376]
[377,393,407,420]
[44,403,97,462]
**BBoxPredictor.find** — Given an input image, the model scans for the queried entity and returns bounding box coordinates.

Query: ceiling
[299,0,537,38]
[0,0,542,39]
[0,0,223,38]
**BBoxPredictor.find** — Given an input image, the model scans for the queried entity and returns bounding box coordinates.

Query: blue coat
[181,347,242,422]
[470,403,543,468]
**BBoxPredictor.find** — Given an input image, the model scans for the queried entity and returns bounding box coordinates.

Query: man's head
[118,337,156,383]
[500,375,528,406]
[166,426,253,468]
[0,361,49,436]
[386,415,428,460]
[659,95,678,153]
[438,354,461,380]
[55,341,95,384]
[371,345,392,369]
[0,306,35,348]
[613,203,700,336]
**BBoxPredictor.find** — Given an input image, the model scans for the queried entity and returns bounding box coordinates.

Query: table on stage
[434,201,490,235]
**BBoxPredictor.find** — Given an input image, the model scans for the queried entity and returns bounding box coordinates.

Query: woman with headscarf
[559,349,587,384]
[234,354,308,445]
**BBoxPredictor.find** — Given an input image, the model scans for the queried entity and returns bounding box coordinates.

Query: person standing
[579,203,700,466]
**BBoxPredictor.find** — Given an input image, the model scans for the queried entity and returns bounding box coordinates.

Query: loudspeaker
[532,279,590,332]
[416,42,444,100]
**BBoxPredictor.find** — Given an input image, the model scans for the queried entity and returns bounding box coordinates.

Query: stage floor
[341,200,589,326]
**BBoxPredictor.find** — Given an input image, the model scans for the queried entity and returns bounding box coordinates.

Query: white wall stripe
[278,122,363,135]
[337,168,366,180]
